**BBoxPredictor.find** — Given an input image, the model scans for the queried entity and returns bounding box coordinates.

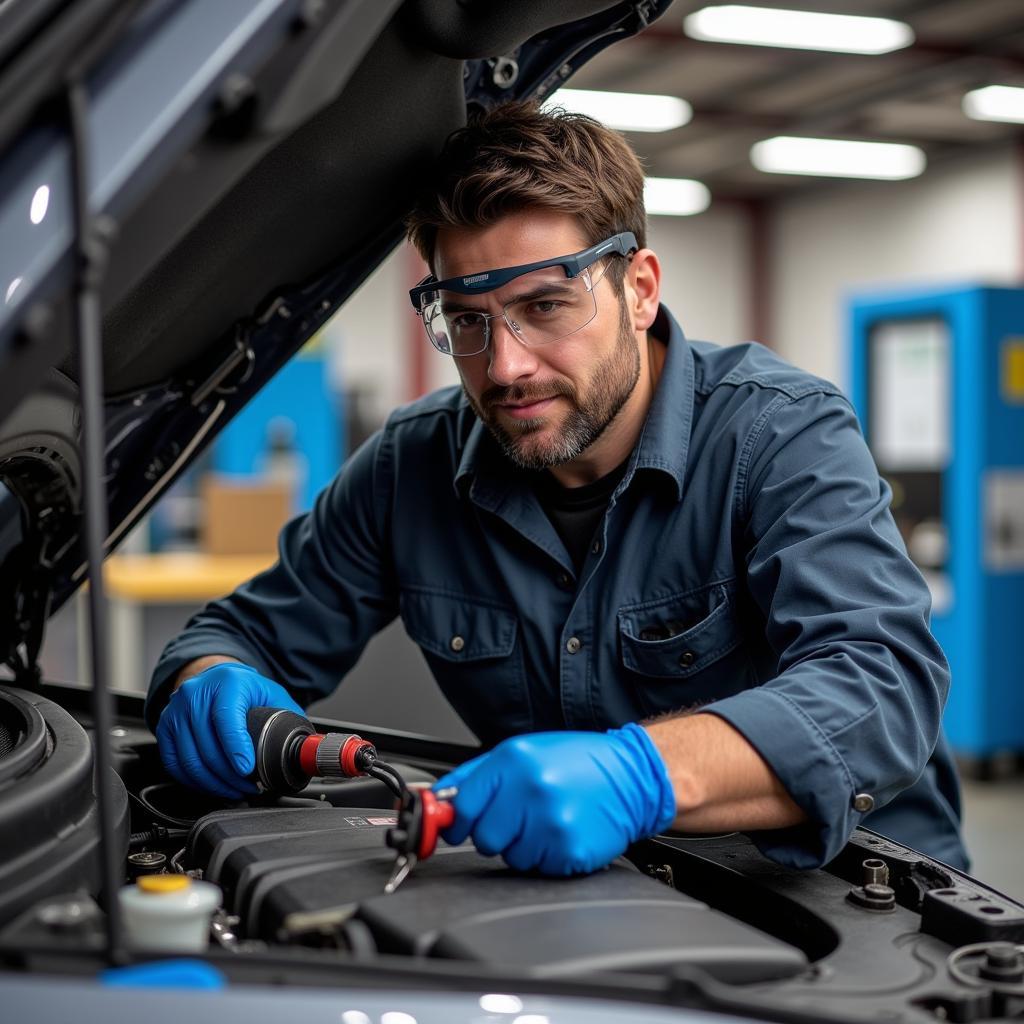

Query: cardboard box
[200,475,292,557]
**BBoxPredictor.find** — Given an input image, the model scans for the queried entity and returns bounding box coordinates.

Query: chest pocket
[400,585,531,741]
[617,579,753,716]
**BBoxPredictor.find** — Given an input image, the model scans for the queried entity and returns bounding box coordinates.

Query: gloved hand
[156,662,304,800]
[433,723,676,876]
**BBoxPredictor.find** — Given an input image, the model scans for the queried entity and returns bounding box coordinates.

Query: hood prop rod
[65,79,125,966]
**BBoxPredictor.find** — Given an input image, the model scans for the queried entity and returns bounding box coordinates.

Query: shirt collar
[454,409,498,500]
[629,303,693,501]
[454,303,693,502]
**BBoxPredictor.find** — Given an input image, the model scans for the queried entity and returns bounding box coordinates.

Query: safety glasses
[409,232,637,357]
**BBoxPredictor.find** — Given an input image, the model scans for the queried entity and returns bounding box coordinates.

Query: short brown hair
[406,101,647,275]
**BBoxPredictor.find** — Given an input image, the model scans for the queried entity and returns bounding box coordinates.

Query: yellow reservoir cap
[137,874,190,894]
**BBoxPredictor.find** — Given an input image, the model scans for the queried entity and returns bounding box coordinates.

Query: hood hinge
[4,528,56,690]
[2,472,77,690]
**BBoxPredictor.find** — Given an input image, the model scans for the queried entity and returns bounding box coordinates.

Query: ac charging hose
[245,707,406,798]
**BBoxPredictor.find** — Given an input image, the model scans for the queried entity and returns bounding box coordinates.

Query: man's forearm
[644,712,806,832]
[172,654,243,691]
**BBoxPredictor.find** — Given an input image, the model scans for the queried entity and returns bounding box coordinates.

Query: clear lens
[425,301,490,357]
[504,266,597,346]
[424,304,456,354]
[425,265,601,357]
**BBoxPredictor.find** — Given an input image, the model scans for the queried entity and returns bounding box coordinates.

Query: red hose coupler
[298,734,322,777]
[297,732,376,780]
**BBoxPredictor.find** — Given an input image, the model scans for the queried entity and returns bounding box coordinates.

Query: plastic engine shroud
[186,804,806,984]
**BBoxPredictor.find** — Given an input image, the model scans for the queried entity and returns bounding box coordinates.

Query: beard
[464,296,641,471]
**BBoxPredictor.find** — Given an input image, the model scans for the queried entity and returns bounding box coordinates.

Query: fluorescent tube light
[545,88,692,132]
[644,178,711,216]
[963,85,1024,124]
[685,5,914,55]
[750,136,926,180]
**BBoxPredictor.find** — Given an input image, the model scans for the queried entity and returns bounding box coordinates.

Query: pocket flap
[618,581,740,679]
[400,587,518,662]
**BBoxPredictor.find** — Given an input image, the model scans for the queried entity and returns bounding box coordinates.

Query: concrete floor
[959,776,1024,902]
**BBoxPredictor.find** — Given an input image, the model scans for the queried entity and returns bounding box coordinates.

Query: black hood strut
[63,59,129,969]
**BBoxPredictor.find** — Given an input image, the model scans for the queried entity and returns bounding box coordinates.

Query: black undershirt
[533,459,630,573]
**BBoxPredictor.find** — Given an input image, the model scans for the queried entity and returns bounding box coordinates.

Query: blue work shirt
[147,306,968,871]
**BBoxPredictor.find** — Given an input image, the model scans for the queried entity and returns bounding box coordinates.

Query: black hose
[128,785,199,828]
[129,826,190,847]
[379,759,409,792]
[366,763,404,800]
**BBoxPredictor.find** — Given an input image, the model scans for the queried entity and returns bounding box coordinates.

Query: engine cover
[187,806,807,984]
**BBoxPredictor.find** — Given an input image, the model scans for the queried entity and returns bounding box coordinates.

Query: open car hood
[0,0,671,681]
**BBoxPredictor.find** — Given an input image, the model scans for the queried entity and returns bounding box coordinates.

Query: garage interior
[15,0,1024,903]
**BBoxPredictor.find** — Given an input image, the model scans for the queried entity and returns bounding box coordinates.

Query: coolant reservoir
[118,874,221,952]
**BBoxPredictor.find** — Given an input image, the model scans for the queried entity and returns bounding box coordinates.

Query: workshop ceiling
[567,0,1024,199]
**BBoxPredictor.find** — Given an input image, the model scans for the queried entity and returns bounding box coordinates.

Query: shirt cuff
[704,687,868,868]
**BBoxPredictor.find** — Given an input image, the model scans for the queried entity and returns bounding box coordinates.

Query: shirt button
[566,636,582,655]
[450,635,465,653]
[678,650,695,668]
[591,539,602,555]
[556,571,572,589]
[852,793,875,813]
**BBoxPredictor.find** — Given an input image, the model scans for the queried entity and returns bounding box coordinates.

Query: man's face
[433,211,641,472]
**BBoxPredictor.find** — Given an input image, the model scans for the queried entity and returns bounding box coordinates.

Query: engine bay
[1,684,1023,1022]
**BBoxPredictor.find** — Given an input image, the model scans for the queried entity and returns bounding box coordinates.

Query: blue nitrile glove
[155,662,304,800]
[433,723,676,876]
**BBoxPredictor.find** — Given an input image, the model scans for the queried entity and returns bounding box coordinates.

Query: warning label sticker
[344,815,397,827]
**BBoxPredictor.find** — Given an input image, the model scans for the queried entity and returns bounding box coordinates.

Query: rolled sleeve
[708,389,950,868]
[144,427,398,732]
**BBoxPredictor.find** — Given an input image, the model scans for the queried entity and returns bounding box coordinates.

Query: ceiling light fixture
[684,5,914,55]
[963,85,1024,124]
[644,177,711,216]
[545,88,692,132]
[750,136,926,180]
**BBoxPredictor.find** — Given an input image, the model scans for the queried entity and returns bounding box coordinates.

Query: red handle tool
[383,786,456,893]
[244,707,453,894]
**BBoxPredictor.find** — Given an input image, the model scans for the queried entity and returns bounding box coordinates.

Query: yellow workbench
[103,552,277,602]
[94,551,277,693]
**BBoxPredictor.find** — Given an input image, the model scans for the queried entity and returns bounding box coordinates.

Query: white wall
[648,204,752,346]
[770,145,1022,389]
[325,147,1022,427]
[322,243,458,431]
[322,245,410,426]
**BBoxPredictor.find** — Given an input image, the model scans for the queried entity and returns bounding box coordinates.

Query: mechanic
[145,102,969,875]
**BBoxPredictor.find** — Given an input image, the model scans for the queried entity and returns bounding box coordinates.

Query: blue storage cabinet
[213,352,343,513]
[848,286,1024,763]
